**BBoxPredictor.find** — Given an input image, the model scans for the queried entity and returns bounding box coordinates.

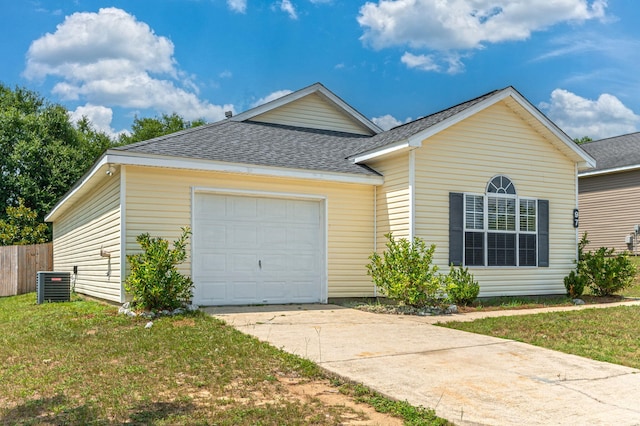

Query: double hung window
[463,176,538,267]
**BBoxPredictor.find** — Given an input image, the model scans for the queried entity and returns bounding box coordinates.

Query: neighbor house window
[460,176,540,267]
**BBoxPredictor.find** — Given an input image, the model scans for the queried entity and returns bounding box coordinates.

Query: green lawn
[0,293,446,425]
[622,256,640,298]
[441,306,640,369]
[441,261,640,369]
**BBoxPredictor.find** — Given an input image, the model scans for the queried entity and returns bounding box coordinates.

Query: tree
[573,136,592,144]
[0,198,48,246]
[118,113,206,145]
[0,84,115,229]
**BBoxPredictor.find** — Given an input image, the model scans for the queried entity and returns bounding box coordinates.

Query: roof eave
[578,163,640,177]
[46,151,383,222]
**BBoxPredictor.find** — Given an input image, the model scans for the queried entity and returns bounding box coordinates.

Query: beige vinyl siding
[251,93,373,135]
[124,166,375,298]
[52,171,122,302]
[367,153,411,249]
[413,100,577,296]
[579,170,640,253]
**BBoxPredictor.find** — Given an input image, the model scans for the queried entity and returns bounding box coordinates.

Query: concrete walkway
[206,302,640,425]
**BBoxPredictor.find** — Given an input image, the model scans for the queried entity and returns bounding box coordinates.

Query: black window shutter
[538,199,549,267]
[449,192,464,266]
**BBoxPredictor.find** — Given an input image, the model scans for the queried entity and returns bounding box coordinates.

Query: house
[578,132,640,253]
[45,83,595,305]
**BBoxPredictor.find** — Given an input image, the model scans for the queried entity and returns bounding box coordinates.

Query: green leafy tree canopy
[574,136,593,145]
[0,83,115,226]
[0,198,48,246]
[118,113,206,145]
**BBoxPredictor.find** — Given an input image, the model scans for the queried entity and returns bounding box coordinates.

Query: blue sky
[1,0,639,140]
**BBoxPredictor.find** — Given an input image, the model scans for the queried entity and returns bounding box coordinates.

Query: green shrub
[446,265,480,306]
[582,247,636,296]
[125,227,194,311]
[366,233,448,308]
[564,270,587,298]
[564,233,588,298]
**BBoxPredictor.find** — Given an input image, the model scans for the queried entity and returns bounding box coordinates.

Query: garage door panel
[231,254,258,272]
[260,198,288,220]
[230,224,258,247]
[205,225,226,246]
[194,280,228,305]
[288,226,319,248]
[261,254,286,272]
[262,281,287,299]
[262,226,287,247]
[232,281,259,300]
[193,193,324,306]
[289,254,315,271]
[197,195,227,218]
[195,252,227,273]
[231,197,258,218]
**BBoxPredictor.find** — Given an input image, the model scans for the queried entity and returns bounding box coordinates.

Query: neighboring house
[45,83,594,305]
[579,132,640,253]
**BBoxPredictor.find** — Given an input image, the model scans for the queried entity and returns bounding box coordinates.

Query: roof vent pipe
[225,111,233,119]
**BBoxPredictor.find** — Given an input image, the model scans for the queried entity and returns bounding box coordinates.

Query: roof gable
[230,83,381,136]
[350,87,595,171]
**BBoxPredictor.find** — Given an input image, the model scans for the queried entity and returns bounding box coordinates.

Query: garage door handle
[258,260,262,269]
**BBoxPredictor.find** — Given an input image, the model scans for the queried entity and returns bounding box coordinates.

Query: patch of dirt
[278,376,403,426]
[172,318,196,327]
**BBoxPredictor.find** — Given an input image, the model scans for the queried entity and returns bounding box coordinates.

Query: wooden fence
[0,243,53,297]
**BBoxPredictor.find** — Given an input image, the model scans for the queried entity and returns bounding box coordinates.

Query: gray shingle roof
[113,120,380,176]
[580,132,640,172]
[113,87,505,176]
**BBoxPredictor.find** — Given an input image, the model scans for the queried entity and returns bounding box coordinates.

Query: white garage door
[193,192,324,305]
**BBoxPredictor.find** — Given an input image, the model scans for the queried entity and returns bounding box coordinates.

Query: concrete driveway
[207,303,640,425]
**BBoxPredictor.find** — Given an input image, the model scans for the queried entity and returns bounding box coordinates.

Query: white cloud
[251,90,293,108]
[279,0,298,19]
[540,89,640,140]
[227,0,247,13]
[401,52,439,72]
[358,0,607,73]
[24,7,234,129]
[69,104,126,138]
[401,52,465,74]
[371,114,412,130]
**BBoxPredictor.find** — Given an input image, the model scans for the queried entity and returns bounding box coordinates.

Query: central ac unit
[37,271,71,304]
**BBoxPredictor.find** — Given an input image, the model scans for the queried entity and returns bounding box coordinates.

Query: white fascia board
[351,140,414,163]
[45,154,109,222]
[106,151,383,185]
[578,163,640,177]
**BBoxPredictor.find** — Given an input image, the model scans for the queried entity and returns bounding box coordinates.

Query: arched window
[486,175,516,194]
[462,176,538,267]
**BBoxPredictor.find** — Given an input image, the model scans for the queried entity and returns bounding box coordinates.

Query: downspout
[119,165,127,303]
[575,163,579,262]
[373,185,377,297]
[409,149,416,241]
